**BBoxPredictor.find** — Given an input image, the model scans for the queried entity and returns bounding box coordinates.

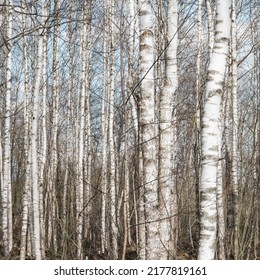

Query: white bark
[101,0,109,254]
[158,0,178,259]
[31,3,45,259]
[48,0,59,254]
[138,0,159,260]
[83,1,92,244]
[231,0,239,258]
[108,0,118,259]
[61,2,73,255]
[20,0,31,259]
[2,0,13,256]
[76,13,88,259]
[199,0,231,260]
[39,28,48,260]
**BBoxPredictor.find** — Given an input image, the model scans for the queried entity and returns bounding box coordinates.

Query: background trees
[0,0,259,260]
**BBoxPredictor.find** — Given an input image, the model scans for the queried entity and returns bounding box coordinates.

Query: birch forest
[0,0,259,260]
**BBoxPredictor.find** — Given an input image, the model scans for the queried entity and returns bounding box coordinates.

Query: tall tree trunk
[230,0,239,259]
[138,0,159,260]
[198,0,231,260]
[108,0,118,259]
[31,1,46,259]
[158,0,178,259]
[76,8,88,259]
[2,0,13,256]
[48,0,59,255]
[20,0,31,259]
[39,25,48,261]
[101,0,109,255]
[83,3,92,243]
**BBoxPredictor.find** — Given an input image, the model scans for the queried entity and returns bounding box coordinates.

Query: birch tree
[30,0,47,260]
[230,0,239,258]
[198,0,231,260]
[39,16,48,261]
[20,0,31,260]
[83,0,92,246]
[2,0,13,257]
[76,5,88,259]
[101,0,109,255]
[138,0,159,260]
[46,0,59,254]
[158,0,178,259]
[108,0,118,259]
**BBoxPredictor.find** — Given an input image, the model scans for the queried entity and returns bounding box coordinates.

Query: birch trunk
[31,2,46,259]
[128,0,140,255]
[61,1,74,257]
[49,0,59,254]
[39,27,48,260]
[2,0,13,256]
[138,0,159,260]
[101,0,109,254]
[198,0,231,260]
[158,0,178,259]
[108,0,118,259]
[83,0,92,243]
[231,0,239,258]
[76,13,87,259]
[20,0,30,259]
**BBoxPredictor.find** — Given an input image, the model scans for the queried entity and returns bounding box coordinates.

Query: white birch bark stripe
[2,0,13,256]
[108,0,118,259]
[158,0,178,259]
[199,0,231,260]
[231,0,239,258]
[20,0,31,259]
[101,0,109,254]
[31,1,46,259]
[138,0,159,259]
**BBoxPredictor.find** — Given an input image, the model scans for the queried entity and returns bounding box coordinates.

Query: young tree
[101,0,109,255]
[108,0,118,259]
[138,0,159,260]
[158,0,178,259]
[2,0,13,257]
[230,0,239,258]
[30,0,47,260]
[20,0,31,260]
[198,0,232,260]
